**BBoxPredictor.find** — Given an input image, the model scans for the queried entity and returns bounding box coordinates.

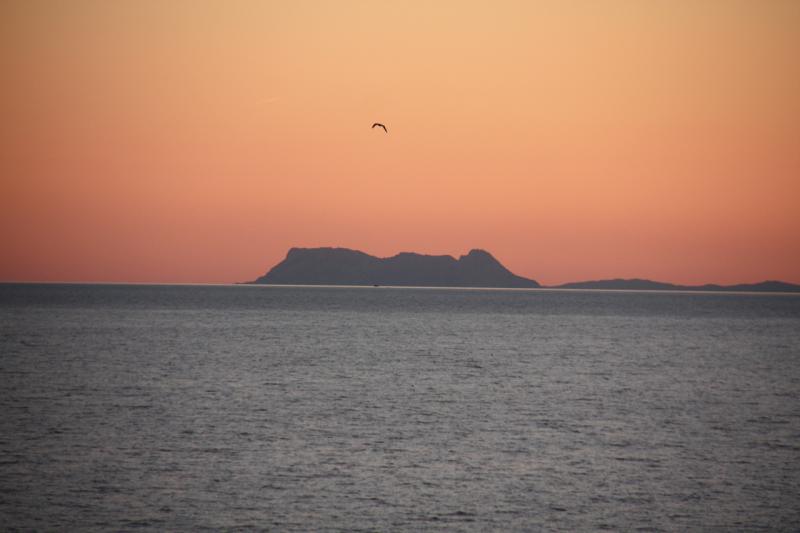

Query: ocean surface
[1,283,799,531]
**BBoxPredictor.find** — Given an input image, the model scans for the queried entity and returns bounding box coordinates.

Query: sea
[1,283,799,531]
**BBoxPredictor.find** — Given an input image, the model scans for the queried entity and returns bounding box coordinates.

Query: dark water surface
[1,284,799,531]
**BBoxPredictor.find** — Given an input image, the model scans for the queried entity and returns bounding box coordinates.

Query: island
[249,247,540,288]
[248,247,800,292]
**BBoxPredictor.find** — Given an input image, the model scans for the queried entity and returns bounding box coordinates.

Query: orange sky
[2,0,799,285]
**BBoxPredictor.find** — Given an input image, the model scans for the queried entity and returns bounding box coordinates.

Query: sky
[1,0,799,285]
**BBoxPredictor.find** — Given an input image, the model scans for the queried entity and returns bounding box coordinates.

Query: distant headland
[249,247,800,292]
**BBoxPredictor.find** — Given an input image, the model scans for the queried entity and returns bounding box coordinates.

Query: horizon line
[2,280,799,295]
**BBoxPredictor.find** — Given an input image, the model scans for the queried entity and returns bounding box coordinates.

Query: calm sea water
[1,284,799,531]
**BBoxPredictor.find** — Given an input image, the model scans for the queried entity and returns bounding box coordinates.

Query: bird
[371,122,388,133]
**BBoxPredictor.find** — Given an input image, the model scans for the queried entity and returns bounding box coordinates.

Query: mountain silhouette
[250,247,540,288]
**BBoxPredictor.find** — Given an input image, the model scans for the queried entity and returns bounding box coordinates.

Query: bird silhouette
[371,123,388,133]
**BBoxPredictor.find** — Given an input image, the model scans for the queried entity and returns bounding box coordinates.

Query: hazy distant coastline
[250,247,800,292]
[553,278,800,293]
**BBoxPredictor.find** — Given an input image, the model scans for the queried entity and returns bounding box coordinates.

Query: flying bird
[371,122,388,133]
